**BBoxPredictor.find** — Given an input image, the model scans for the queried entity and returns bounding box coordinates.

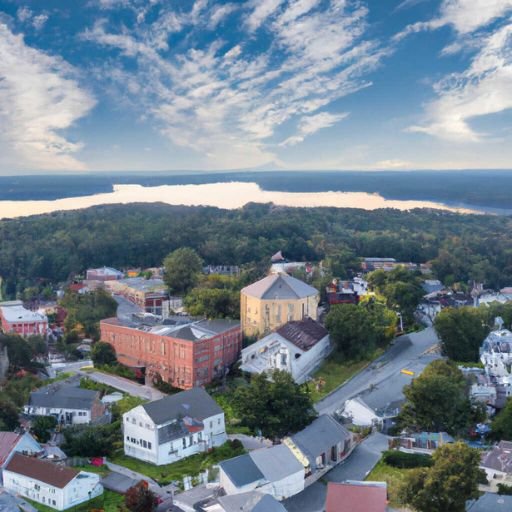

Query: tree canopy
[397,360,481,435]
[232,370,317,439]
[125,481,158,512]
[163,247,203,295]
[91,342,117,366]
[434,307,489,362]
[399,442,484,512]
[325,302,396,360]
[492,398,512,440]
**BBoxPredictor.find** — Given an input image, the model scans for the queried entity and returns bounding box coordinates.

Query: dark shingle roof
[28,383,98,410]
[276,318,328,351]
[219,454,265,488]
[291,415,351,465]
[142,387,222,426]
[218,491,287,512]
[5,453,78,488]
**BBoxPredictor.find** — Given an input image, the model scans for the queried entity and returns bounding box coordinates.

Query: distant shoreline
[0,171,511,214]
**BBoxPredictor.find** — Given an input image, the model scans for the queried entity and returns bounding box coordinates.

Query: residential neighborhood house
[85,266,124,281]
[101,316,241,389]
[283,415,353,478]
[24,380,108,426]
[325,481,388,512]
[240,317,330,384]
[240,273,319,337]
[219,443,304,500]
[0,300,48,336]
[123,387,227,465]
[0,432,42,482]
[3,453,102,511]
[202,491,287,512]
[480,441,512,482]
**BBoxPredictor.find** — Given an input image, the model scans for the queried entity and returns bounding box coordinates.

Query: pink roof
[0,432,22,466]
[326,482,387,512]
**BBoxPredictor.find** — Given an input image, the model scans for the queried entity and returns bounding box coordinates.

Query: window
[183,438,187,449]
[52,500,56,506]
[35,484,40,491]
[189,435,193,447]
[218,418,221,425]
[142,440,147,448]
[210,421,213,429]
[148,442,152,450]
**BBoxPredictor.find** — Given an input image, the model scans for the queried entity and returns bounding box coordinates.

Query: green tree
[125,481,158,512]
[325,303,396,360]
[232,371,316,439]
[61,422,121,457]
[184,288,239,318]
[31,416,57,442]
[434,307,489,362]
[492,397,512,440]
[163,247,203,295]
[399,442,484,512]
[91,341,117,366]
[397,360,477,434]
[0,397,20,430]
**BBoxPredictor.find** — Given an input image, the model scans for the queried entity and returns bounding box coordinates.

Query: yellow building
[241,274,319,337]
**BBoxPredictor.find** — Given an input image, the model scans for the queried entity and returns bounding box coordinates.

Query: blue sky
[0,0,511,173]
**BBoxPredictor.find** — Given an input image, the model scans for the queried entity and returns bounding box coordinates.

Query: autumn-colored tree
[125,481,158,512]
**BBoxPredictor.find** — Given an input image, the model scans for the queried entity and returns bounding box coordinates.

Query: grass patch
[72,463,111,477]
[366,459,411,508]
[308,349,384,402]
[28,489,125,512]
[110,440,245,485]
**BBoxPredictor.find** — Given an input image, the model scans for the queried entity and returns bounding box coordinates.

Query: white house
[123,387,227,465]
[240,318,330,383]
[24,381,107,426]
[0,432,42,482]
[3,453,103,511]
[219,444,304,501]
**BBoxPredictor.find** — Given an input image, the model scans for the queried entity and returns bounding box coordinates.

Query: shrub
[382,450,433,469]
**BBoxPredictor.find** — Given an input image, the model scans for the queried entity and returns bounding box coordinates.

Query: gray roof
[142,387,222,426]
[101,471,141,494]
[291,415,351,464]
[217,491,287,512]
[220,454,265,488]
[481,441,512,473]
[28,382,98,411]
[466,493,512,511]
[250,444,303,481]
[242,274,318,300]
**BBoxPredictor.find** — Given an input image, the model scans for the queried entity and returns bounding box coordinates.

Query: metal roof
[290,415,351,465]
[217,491,287,512]
[142,387,222,426]
[241,274,318,300]
[250,444,303,481]
[219,454,265,488]
[28,382,99,411]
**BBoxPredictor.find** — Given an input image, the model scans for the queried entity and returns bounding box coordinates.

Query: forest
[1,202,512,297]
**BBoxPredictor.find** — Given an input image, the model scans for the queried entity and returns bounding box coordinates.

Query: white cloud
[280,112,349,146]
[17,6,32,22]
[246,0,284,32]
[32,14,49,30]
[0,23,96,170]
[82,0,387,169]
[409,23,512,141]
[375,159,412,169]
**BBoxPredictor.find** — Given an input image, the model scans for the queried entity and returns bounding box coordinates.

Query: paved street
[316,327,440,416]
[79,370,166,401]
[284,433,389,512]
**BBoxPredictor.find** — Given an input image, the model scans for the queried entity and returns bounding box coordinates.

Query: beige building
[241,274,319,337]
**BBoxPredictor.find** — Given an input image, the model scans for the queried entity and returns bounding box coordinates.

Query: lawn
[110,440,245,485]
[28,490,125,512]
[365,459,410,508]
[308,349,384,402]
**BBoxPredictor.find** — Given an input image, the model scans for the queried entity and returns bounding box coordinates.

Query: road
[316,327,439,416]
[78,370,166,401]
[283,433,390,512]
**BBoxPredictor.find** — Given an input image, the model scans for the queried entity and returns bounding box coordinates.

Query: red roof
[0,432,22,466]
[326,482,387,512]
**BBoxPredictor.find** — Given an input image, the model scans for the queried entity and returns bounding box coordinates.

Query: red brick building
[100,317,242,389]
[0,301,48,337]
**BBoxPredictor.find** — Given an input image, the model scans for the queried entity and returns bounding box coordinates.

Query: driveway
[316,327,440,416]
[283,433,389,512]
[79,370,166,401]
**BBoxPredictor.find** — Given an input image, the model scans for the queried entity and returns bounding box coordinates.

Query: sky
[0,0,511,174]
